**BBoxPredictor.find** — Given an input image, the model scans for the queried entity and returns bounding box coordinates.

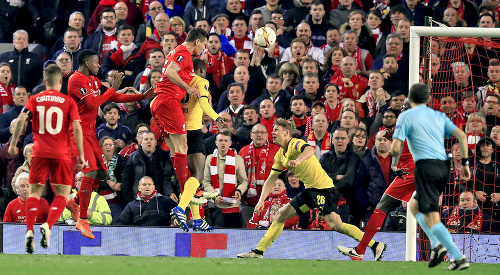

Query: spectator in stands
[139,13,171,58]
[0,63,15,113]
[102,24,145,88]
[229,17,252,52]
[351,127,368,157]
[122,131,177,203]
[433,0,478,27]
[236,105,260,145]
[444,61,477,102]
[239,123,280,227]
[204,111,245,154]
[49,12,87,59]
[320,127,361,220]
[271,9,294,49]
[381,54,408,94]
[440,94,466,129]
[340,30,373,76]
[118,176,177,226]
[33,52,73,95]
[281,23,325,67]
[248,10,264,40]
[0,87,28,143]
[63,171,113,225]
[441,191,492,233]
[218,50,251,100]
[330,56,369,101]
[367,108,397,149]
[442,8,463,27]
[114,2,129,23]
[458,90,479,121]
[293,58,326,95]
[395,18,411,54]
[195,18,211,34]
[161,31,179,57]
[323,83,342,123]
[285,171,304,199]
[289,95,312,137]
[478,12,496,28]
[135,48,165,92]
[357,70,390,121]
[96,103,133,151]
[120,123,150,159]
[481,94,500,133]
[202,129,248,228]
[478,60,500,103]
[120,89,152,132]
[305,113,331,160]
[368,91,405,137]
[329,0,363,29]
[183,0,219,32]
[297,73,323,109]
[372,33,409,79]
[259,100,278,142]
[171,16,188,43]
[383,202,407,232]
[99,137,127,220]
[323,47,347,84]
[355,130,395,222]
[254,0,280,24]
[0,30,42,92]
[84,8,119,62]
[338,109,360,137]
[87,0,143,36]
[203,33,236,86]
[252,74,291,119]
[223,0,246,24]
[164,0,184,18]
[135,1,165,46]
[465,112,487,153]
[3,172,48,223]
[217,66,263,112]
[52,27,83,72]
[321,27,342,54]
[11,143,32,191]
[143,69,162,95]
[247,178,299,229]
[221,83,245,130]
[305,1,333,48]
[278,62,300,95]
[401,0,432,26]
[341,11,376,57]
[250,39,277,79]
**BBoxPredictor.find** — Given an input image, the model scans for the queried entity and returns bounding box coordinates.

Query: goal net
[408,25,500,263]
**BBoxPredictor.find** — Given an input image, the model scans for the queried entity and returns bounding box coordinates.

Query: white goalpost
[406,26,500,262]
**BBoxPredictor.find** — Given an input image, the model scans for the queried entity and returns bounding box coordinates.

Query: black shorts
[414,159,450,213]
[187,129,206,155]
[290,187,338,216]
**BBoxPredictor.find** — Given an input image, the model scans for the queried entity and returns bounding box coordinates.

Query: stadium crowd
[0,0,498,233]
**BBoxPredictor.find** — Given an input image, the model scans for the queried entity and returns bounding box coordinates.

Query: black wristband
[461,158,469,166]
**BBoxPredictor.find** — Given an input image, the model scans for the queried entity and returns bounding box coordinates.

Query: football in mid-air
[254,27,277,48]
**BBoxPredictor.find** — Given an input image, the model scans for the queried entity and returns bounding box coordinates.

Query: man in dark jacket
[118,176,176,226]
[355,130,396,222]
[83,8,118,63]
[96,103,133,151]
[0,87,29,143]
[0,30,43,92]
[320,127,360,219]
[122,131,178,203]
[251,74,292,118]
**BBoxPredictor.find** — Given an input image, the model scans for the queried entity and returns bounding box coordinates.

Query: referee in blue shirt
[390,84,471,271]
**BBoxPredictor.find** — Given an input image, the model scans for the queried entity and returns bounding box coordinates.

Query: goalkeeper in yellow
[237,119,383,258]
[169,58,225,232]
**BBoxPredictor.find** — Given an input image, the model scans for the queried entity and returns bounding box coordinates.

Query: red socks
[46,195,67,229]
[25,197,40,232]
[78,176,93,219]
[356,208,387,255]
[174,152,190,190]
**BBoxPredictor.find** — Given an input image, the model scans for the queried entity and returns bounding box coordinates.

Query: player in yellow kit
[180,58,225,231]
[237,119,382,258]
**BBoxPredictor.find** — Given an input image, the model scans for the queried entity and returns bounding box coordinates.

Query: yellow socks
[256,221,285,252]
[178,177,200,210]
[190,203,201,220]
[338,223,375,247]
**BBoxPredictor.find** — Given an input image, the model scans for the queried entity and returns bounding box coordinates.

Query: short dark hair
[100,7,116,20]
[303,72,319,81]
[244,104,259,112]
[228,82,244,92]
[99,136,116,146]
[271,8,284,15]
[384,54,397,60]
[185,28,208,43]
[118,23,135,36]
[64,27,79,36]
[208,32,220,40]
[267,73,282,83]
[333,127,349,136]
[103,102,120,114]
[391,90,406,98]
[409,83,429,104]
[78,49,98,66]
[233,16,247,24]
[235,49,250,57]
[325,83,339,92]
[485,93,500,103]
[290,94,308,105]
[217,128,232,139]
[265,21,277,29]
[479,12,495,23]
[250,10,263,17]
[43,64,62,86]
[149,48,164,57]
[311,0,324,7]
[193,58,206,71]
[389,5,405,15]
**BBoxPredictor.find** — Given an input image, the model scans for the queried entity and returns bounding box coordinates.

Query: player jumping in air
[67,49,154,239]
[8,65,85,253]
[237,119,385,259]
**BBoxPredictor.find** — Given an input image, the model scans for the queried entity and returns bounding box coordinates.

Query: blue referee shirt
[393,105,457,162]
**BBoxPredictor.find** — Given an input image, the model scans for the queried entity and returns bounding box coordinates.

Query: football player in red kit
[67,49,154,239]
[8,65,85,253]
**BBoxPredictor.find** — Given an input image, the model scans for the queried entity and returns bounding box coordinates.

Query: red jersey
[155,44,195,100]
[398,141,415,169]
[25,90,80,160]
[3,197,49,223]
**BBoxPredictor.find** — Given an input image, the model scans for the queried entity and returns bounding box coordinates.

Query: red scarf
[206,51,231,86]
[244,141,269,198]
[110,43,142,67]
[232,36,252,52]
[350,46,364,71]
[449,1,465,19]
[137,190,158,203]
[210,148,237,206]
[307,131,330,156]
[292,115,312,136]
[364,89,381,118]
[372,26,381,44]
[0,82,14,113]
[270,42,280,59]
[446,206,483,233]
[139,65,152,91]
[325,100,341,122]
[260,114,277,142]
[152,28,161,42]
[100,0,123,5]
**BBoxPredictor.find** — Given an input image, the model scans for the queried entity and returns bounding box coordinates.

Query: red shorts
[151,95,186,137]
[29,157,74,186]
[81,135,107,173]
[385,170,415,202]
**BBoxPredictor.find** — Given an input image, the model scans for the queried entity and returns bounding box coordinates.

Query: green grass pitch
[0,254,497,275]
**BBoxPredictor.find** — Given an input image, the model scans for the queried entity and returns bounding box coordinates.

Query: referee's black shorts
[187,129,206,155]
[290,187,338,216]
[414,159,451,213]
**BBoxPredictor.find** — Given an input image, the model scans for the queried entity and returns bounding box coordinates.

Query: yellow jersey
[181,75,219,131]
[270,138,334,189]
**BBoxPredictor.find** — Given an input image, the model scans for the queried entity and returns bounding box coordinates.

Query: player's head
[42,64,63,90]
[408,83,429,105]
[193,58,206,77]
[185,28,208,56]
[78,49,99,75]
[138,176,155,196]
[272,118,294,145]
